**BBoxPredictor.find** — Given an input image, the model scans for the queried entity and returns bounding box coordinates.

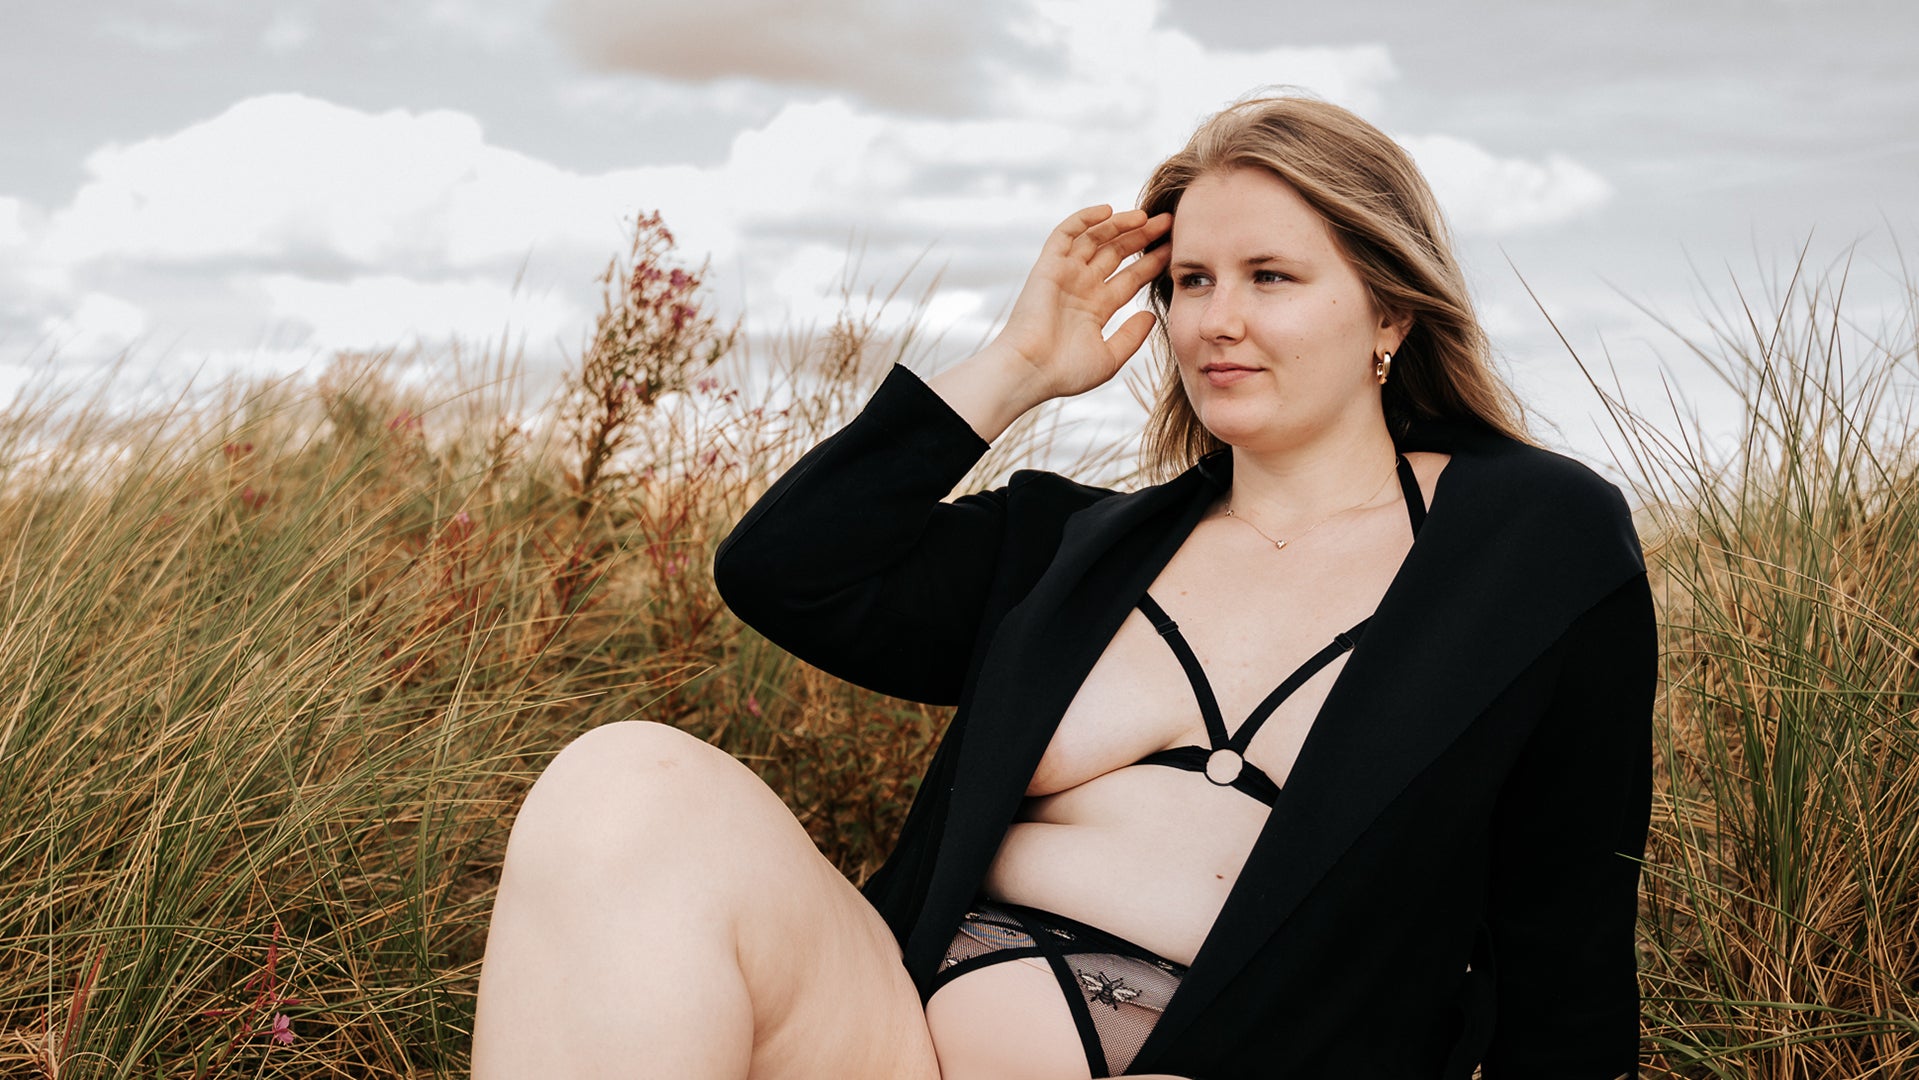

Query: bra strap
[1395,453,1427,536]
[1136,594,1232,750]
[1226,616,1369,753]
[1135,746,1282,805]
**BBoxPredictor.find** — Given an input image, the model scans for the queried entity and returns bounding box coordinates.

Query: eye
[1175,271,1213,290]
[1254,269,1290,284]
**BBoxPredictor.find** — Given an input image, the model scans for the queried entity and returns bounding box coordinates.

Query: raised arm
[1480,570,1657,1079]
[711,358,1009,704]
[935,204,1174,435]
[712,206,1173,704]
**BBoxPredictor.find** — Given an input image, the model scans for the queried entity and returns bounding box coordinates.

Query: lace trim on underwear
[928,899,1187,1077]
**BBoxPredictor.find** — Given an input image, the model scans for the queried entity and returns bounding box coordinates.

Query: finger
[1104,309,1160,368]
[1046,204,1115,255]
[1100,243,1173,308]
[1088,212,1173,279]
[1071,207,1151,260]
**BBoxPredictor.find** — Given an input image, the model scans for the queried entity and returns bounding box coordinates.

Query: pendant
[1205,748,1244,786]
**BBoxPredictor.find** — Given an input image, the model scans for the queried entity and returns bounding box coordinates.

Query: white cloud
[0,197,27,249]
[1006,0,1397,142]
[258,274,584,354]
[44,94,643,269]
[15,95,674,375]
[1400,134,1613,235]
[7,3,1613,392]
[0,196,73,306]
[40,292,149,356]
[550,0,1034,113]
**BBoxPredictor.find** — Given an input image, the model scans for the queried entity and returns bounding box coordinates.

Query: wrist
[975,340,1056,408]
[926,344,1054,444]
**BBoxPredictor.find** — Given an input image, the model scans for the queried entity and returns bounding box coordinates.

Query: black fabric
[1131,744,1282,805]
[713,362,1654,1079]
[1127,452,1429,808]
[929,898,1189,1078]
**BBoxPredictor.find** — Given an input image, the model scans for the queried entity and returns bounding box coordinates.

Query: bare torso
[983,450,1450,966]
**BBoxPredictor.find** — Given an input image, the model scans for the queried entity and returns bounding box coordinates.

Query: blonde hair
[1136,93,1531,481]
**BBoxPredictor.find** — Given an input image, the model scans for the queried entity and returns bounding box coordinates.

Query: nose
[1197,284,1243,344]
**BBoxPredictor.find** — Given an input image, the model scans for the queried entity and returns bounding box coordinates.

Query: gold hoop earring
[1374,351,1393,386]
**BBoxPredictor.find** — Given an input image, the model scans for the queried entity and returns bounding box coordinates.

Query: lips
[1202,365,1259,387]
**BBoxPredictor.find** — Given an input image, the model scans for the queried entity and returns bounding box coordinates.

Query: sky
[3,0,1916,479]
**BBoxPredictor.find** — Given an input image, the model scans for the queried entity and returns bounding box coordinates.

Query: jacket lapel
[1132,430,1647,1068]
[916,463,1218,962]
[912,425,1647,1068]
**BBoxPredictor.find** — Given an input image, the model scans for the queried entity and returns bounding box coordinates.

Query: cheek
[1162,314,1192,358]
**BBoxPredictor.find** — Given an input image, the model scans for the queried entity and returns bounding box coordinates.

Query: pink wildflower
[745,694,762,718]
[269,1012,296,1045]
[445,510,474,544]
[694,375,720,394]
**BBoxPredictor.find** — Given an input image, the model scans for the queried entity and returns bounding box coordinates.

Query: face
[1165,167,1407,453]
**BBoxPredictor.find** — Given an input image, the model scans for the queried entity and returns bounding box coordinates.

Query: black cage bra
[1130,453,1428,807]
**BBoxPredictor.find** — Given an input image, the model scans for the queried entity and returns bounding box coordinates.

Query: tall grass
[0,215,1912,1077]
[1581,249,1919,1077]
[0,217,1096,1078]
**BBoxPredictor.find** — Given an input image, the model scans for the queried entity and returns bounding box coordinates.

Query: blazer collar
[918,422,1642,1068]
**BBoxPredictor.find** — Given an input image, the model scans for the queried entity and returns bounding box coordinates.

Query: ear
[1375,304,1414,357]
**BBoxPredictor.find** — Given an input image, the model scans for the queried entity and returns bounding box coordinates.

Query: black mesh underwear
[927,898,1188,1077]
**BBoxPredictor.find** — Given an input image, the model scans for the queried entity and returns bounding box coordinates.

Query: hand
[987,204,1173,402]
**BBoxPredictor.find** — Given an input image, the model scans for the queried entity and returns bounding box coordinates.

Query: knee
[504,721,742,877]
[544,719,725,787]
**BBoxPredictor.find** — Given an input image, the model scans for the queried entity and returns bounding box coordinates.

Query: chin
[1193,400,1278,438]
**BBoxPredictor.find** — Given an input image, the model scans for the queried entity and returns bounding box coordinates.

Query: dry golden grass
[0,218,1912,1077]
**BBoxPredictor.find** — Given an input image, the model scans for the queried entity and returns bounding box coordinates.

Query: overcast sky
[4,0,1916,475]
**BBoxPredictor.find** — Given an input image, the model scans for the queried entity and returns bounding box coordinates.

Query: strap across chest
[1130,453,1428,807]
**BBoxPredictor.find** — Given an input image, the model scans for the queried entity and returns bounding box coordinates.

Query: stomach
[980,762,1272,967]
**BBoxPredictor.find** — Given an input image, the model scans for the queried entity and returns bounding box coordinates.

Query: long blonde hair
[1136,93,1531,481]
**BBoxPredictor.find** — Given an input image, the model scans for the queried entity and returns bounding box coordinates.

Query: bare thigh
[924,958,1092,1080]
[472,720,940,1080]
[726,753,940,1080]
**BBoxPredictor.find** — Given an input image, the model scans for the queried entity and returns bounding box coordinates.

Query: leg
[925,959,1092,1080]
[471,720,941,1080]
[925,966,1198,1079]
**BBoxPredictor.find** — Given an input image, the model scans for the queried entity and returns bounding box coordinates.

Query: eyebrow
[1170,254,1303,271]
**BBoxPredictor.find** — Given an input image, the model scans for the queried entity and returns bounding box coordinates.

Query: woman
[471,96,1654,1079]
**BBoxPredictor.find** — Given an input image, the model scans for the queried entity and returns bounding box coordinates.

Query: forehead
[1169,168,1340,262]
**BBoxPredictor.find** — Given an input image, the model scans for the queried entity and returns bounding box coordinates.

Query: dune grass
[0,218,1913,1077]
[1587,251,1919,1077]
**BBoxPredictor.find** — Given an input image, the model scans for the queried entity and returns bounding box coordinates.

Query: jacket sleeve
[712,362,1011,706]
[1480,569,1656,1080]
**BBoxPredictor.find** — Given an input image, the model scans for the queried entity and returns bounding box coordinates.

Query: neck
[1220,419,1400,534]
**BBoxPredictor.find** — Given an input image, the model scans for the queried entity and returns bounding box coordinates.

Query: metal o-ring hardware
[1205,748,1244,786]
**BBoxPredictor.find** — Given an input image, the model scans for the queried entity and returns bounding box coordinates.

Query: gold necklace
[1222,454,1402,551]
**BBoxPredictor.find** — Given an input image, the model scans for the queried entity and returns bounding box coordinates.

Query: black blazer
[713,363,1654,1079]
